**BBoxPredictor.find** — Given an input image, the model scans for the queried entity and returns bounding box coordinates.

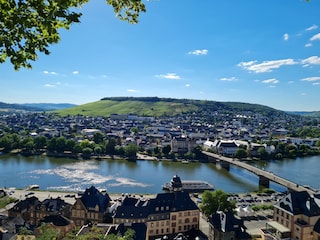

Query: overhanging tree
[200,189,236,217]
[0,0,146,70]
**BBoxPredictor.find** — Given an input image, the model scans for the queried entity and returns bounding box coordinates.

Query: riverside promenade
[202,151,317,195]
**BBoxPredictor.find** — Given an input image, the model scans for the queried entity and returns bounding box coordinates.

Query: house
[148,191,200,238]
[260,191,320,240]
[35,215,75,237]
[113,191,200,240]
[113,196,150,225]
[70,186,114,226]
[8,196,40,222]
[217,140,238,156]
[208,211,251,240]
[171,136,197,154]
[29,197,72,225]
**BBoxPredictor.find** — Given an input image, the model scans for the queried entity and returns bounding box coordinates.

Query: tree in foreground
[200,189,236,218]
[0,0,146,70]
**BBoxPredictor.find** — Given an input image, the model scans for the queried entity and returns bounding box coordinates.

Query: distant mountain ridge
[21,103,77,110]
[286,111,320,117]
[0,102,76,111]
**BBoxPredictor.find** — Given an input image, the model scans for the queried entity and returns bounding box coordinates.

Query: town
[0,108,320,239]
[0,108,319,161]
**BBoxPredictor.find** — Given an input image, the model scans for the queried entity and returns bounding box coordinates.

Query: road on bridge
[203,151,316,195]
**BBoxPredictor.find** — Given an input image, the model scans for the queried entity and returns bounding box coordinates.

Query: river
[0,153,319,194]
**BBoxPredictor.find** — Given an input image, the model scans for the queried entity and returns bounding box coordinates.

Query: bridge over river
[203,151,317,195]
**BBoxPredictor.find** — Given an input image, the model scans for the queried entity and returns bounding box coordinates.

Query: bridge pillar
[258,175,270,189]
[218,161,230,171]
[207,156,217,163]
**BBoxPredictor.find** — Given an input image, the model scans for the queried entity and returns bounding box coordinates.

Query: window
[172,215,176,220]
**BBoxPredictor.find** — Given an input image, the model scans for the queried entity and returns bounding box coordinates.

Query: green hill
[55,97,286,117]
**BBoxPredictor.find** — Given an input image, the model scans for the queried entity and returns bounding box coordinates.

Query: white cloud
[305,43,312,48]
[127,89,138,92]
[220,77,238,81]
[301,76,320,82]
[310,33,320,41]
[300,92,307,96]
[288,81,295,84]
[313,82,320,85]
[283,33,289,41]
[238,59,297,73]
[306,24,318,31]
[262,78,279,84]
[185,84,190,87]
[188,49,208,55]
[156,73,181,80]
[44,84,55,88]
[43,71,57,75]
[301,56,320,67]
[269,85,276,88]
[73,71,79,75]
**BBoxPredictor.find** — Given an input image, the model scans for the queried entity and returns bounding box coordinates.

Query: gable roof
[40,215,73,227]
[314,218,320,234]
[150,191,198,213]
[114,192,199,219]
[12,196,39,211]
[275,191,320,216]
[39,198,71,212]
[115,223,147,240]
[209,211,250,238]
[114,197,150,219]
[80,186,112,213]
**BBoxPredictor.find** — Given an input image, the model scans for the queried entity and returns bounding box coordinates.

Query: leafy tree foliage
[93,132,105,144]
[234,148,247,159]
[199,189,236,217]
[162,144,171,156]
[1,0,146,70]
[124,143,138,160]
[258,147,270,160]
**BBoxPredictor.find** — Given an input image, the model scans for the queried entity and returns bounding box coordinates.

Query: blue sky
[1,0,320,111]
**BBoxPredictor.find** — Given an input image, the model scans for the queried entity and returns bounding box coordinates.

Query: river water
[0,154,319,194]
